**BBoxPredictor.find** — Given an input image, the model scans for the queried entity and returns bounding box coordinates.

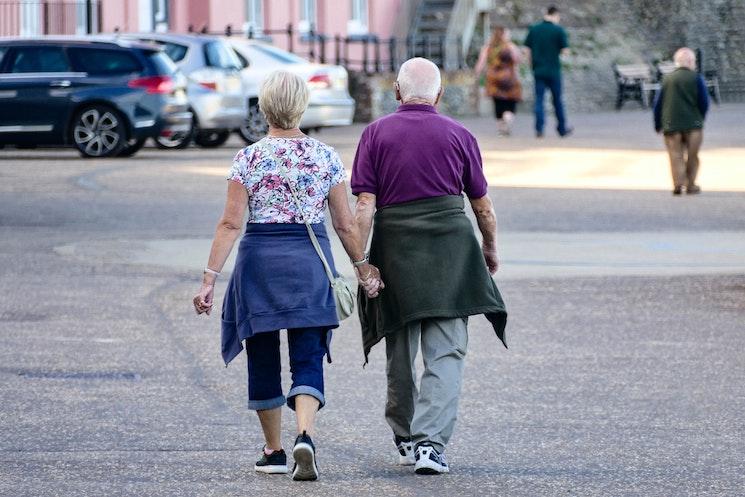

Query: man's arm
[560,27,570,57]
[696,74,710,117]
[469,194,499,274]
[653,87,664,132]
[354,192,376,251]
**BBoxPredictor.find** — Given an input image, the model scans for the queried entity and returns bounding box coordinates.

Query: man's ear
[394,82,402,102]
[434,86,444,106]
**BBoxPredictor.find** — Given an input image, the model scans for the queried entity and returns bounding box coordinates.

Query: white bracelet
[351,253,369,267]
[204,267,221,277]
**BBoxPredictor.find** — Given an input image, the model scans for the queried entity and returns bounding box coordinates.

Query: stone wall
[348,0,745,121]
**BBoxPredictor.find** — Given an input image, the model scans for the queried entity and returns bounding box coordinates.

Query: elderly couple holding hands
[192,57,507,481]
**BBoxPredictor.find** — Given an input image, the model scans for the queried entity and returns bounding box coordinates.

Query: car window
[204,41,242,70]
[146,50,178,75]
[249,44,306,64]
[160,42,188,63]
[4,46,71,73]
[0,46,7,67]
[68,48,142,75]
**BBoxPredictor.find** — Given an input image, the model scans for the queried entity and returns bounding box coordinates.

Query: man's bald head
[396,57,442,104]
[674,47,696,70]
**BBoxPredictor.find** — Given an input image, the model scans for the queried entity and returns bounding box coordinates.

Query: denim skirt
[221,223,339,366]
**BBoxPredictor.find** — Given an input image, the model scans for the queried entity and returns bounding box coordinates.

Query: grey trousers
[385,317,468,453]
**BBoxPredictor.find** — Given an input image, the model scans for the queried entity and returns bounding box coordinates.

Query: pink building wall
[0,0,405,47]
[95,0,403,39]
[1,0,106,36]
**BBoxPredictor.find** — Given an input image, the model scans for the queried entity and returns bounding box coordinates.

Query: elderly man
[352,57,507,475]
[654,47,710,195]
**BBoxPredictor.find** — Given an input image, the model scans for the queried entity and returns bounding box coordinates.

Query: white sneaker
[396,439,415,466]
[414,445,449,475]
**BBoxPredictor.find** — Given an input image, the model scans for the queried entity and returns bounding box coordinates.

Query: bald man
[654,47,710,195]
[351,58,507,475]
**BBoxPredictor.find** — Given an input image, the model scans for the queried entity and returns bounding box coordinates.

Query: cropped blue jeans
[245,327,329,411]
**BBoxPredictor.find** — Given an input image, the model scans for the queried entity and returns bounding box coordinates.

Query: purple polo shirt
[351,104,488,208]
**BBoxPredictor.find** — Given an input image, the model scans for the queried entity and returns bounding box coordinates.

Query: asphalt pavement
[1,105,744,496]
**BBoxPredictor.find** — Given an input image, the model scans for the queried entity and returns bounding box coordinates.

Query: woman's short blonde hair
[259,70,309,130]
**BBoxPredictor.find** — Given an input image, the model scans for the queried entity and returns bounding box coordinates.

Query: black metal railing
[196,23,466,73]
[0,0,101,37]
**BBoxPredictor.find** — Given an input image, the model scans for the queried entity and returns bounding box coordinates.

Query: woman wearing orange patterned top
[475,26,523,136]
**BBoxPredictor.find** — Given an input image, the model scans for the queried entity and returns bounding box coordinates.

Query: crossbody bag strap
[260,139,336,283]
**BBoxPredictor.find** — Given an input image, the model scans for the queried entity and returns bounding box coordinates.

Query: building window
[244,0,263,34]
[74,1,98,35]
[298,0,316,34]
[152,0,169,32]
[19,1,42,36]
[348,0,368,36]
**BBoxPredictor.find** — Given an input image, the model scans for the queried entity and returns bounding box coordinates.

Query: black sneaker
[254,447,288,474]
[414,444,449,475]
[292,431,319,481]
[559,126,574,138]
[673,186,683,195]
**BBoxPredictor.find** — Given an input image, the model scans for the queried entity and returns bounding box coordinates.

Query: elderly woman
[193,70,382,481]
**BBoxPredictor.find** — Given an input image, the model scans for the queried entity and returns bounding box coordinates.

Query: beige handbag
[262,140,355,321]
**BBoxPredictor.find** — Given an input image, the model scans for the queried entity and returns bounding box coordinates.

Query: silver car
[125,33,246,148]
[227,39,355,145]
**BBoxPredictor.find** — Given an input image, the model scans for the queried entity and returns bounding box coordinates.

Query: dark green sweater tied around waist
[358,195,508,363]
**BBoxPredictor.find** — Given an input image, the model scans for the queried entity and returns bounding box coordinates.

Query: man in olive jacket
[654,47,710,195]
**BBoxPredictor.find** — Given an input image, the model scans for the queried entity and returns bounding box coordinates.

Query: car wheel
[239,102,268,145]
[117,137,147,157]
[194,129,231,148]
[155,126,194,149]
[72,105,126,158]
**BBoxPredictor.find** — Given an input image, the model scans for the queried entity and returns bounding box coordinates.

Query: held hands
[355,263,384,298]
[193,281,215,315]
[482,243,500,275]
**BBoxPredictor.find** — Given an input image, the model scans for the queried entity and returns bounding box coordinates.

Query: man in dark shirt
[653,47,709,195]
[524,5,572,137]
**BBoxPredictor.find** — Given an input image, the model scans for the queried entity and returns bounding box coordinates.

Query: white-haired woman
[193,70,382,481]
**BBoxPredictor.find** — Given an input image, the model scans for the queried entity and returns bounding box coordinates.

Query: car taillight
[128,75,175,94]
[307,73,332,89]
[197,81,219,91]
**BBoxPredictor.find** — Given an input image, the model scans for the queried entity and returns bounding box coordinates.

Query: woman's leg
[295,395,320,435]
[257,407,283,451]
[246,331,286,450]
[286,327,328,435]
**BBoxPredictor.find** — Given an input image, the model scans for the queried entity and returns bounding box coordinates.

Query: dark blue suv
[0,37,192,157]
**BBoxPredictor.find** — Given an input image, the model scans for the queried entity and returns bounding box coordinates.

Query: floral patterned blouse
[228,136,347,224]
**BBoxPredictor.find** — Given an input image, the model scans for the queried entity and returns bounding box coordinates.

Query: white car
[226,39,355,144]
[123,33,246,149]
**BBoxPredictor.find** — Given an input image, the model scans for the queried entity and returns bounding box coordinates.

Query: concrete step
[417,19,450,31]
[421,0,455,8]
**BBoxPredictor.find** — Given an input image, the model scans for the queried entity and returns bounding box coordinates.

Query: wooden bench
[652,61,720,105]
[613,63,655,109]
[618,60,722,110]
